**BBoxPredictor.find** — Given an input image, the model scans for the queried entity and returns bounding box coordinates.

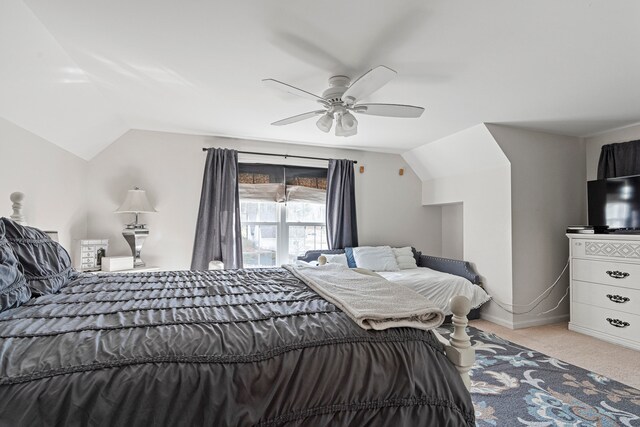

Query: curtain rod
[201,148,357,164]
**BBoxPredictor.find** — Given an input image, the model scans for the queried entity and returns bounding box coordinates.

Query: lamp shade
[316,113,333,133]
[334,112,358,137]
[115,188,157,214]
[341,112,357,131]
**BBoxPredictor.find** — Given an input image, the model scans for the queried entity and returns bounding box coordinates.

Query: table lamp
[115,187,157,267]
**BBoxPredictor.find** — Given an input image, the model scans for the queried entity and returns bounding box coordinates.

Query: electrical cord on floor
[538,286,570,315]
[490,257,570,315]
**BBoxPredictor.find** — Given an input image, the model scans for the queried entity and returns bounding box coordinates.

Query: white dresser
[567,234,640,351]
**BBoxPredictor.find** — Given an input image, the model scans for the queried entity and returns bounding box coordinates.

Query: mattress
[0,268,474,426]
[377,267,491,315]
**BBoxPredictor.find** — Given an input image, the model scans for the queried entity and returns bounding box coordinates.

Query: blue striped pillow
[344,247,357,268]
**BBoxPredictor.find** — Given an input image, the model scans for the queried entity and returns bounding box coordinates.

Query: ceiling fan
[263,65,425,137]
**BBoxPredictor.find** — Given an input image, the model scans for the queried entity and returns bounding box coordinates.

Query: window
[285,202,327,264]
[240,201,278,268]
[240,201,327,267]
[239,164,328,268]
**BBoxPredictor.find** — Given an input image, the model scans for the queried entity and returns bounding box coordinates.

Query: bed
[0,218,476,426]
[298,248,489,320]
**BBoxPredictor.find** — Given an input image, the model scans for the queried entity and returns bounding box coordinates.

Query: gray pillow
[0,221,31,312]
[1,217,75,296]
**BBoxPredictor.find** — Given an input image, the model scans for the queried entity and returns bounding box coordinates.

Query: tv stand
[567,233,640,351]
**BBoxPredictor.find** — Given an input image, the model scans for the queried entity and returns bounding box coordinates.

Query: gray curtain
[597,140,640,179]
[326,159,358,249]
[191,148,243,270]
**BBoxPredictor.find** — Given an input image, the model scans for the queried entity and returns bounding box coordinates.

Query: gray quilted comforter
[0,268,474,426]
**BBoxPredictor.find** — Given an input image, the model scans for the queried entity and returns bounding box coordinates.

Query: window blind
[238,164,327,203]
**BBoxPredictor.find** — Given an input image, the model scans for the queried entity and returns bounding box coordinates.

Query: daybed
[298,247,488,321]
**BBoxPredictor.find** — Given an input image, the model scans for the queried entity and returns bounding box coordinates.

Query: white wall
[488,124,585,328]
[406,124,586,329]
[86,130,442,270]
[404,124,515,327]
[423,168,514,326]
[585,123,640,181]
[441,203,463,259]
[0,117,87,250]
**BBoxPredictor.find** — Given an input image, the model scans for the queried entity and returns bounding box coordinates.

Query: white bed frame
[435,296,475,390]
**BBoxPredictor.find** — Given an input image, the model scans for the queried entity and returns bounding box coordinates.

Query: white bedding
[377,267,491,315]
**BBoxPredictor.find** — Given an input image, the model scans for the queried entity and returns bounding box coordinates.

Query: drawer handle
[606,270,630,279]
[606,294,630,304]
[606,318,630,328]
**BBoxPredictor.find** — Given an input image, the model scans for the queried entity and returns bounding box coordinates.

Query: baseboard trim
[478,312,515,329]
[512,313,569,329]
[478,312,570,330]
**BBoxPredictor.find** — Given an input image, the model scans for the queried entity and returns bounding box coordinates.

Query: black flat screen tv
[588,174,640,229]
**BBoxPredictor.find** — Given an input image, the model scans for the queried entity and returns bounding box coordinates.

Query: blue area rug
[438,326,640,426]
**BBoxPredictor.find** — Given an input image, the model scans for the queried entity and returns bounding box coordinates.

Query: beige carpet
[470,320,640,389]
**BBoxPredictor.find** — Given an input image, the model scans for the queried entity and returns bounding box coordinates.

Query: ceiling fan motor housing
[322,76,351,104]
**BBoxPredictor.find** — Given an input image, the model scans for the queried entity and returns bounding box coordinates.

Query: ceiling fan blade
[353,103,425,118]
[342,65,397,104]
[263,79,327,105]
[271,110,326,126]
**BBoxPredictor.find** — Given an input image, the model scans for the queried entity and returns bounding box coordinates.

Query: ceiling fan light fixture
[342,125,358,137]
[335,114,357,137]
[316,113,333,133]
[341,112,358,131]
[334,116,344,137]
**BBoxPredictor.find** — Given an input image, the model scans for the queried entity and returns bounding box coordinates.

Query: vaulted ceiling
[3,0,640,159]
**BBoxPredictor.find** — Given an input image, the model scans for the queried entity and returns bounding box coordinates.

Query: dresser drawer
[572,302,640,344]
[571,238,640,261]
[572,258,640,289]
[572,280,640,315]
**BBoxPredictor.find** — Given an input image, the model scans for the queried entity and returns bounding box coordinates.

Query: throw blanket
[284,264,445,331]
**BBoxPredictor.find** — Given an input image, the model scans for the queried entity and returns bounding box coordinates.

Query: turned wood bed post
[10,192,26,224]
[434,295,475,391]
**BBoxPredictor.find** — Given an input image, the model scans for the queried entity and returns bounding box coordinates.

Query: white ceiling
[3,0,640,159]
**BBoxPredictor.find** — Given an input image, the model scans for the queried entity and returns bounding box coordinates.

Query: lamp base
[122,227,149,267]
